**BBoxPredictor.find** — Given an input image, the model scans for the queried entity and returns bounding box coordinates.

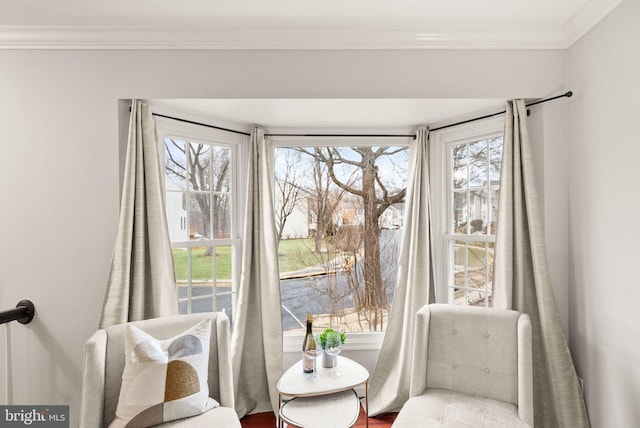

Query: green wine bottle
[302,313,317,374]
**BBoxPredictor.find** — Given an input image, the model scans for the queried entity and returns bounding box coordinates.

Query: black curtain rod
[430,91,573,133]
[266,133,416,138]
[152,113,251,136]
[0,300,35,325]
[150,91,572,138]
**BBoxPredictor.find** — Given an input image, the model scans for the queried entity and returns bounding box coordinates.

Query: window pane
[187,142,211,192]
[275,146,408,333]
[166,192,188,242]
[179,289,214,314]
[487,243,494,307]
[211,146,231,192]
[214,245,234,321]
[489,188,499,235]
[191,246,213,283]
[467,241,487,298]
[453,191,468,234]
[489,137,503,181]
[188,286,214,313]
[455,289,468,305]
[214,245,232,281]
[189,193,211,239]
[468,189,488,234]
[213,194,231,238]
[452,145,468,189]
[165,139,187,191]
[172,248,189,283]
[181,247,213,313]
[453,240,466,288]
[469,140,488,188]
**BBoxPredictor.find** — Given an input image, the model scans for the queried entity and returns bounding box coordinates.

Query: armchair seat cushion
[393,388,531,428]
[155,406,241,428]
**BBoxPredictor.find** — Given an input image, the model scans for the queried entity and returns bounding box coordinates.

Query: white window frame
[430,117,504,305]
[270,135,411,353]
[156,116,248,317]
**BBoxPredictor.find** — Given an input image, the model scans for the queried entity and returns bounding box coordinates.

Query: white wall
[0,48,566,426]
[568,1,640,426]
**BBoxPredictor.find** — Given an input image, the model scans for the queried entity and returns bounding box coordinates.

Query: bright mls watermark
[0,406,68,427]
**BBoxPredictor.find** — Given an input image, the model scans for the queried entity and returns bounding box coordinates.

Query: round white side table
[277,355,369,428]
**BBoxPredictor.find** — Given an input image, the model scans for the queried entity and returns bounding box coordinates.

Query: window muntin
[158,119,244,323]
[273,143,409,334]
[446,135,502,306]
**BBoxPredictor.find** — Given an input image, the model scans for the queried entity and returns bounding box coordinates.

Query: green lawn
[172,238,328,281]
[277,238,331,272]
[172,246,232,281]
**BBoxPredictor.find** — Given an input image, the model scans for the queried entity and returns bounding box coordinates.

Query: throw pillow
[109,318,218,428]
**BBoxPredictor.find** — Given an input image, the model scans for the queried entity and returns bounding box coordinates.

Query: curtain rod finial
[565,91,573,98]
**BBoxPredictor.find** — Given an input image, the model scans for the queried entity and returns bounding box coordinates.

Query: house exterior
[165,180,189,242]
[280,195,404,240]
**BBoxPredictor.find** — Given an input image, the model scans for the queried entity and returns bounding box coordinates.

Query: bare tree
[301,146,408,330]
[165,139,230,254]
[274,150,307,243]
[306,149,348,254]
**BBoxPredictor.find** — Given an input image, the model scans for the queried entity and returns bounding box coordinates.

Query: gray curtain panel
[230,128,283,417]
[368,128,435,415]
[99,100,179,329]
[493,99,589,428]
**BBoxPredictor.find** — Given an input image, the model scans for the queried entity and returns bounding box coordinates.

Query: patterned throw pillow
[109,318,218,428]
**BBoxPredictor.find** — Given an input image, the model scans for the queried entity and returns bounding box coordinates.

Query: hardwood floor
[240,409,397,427]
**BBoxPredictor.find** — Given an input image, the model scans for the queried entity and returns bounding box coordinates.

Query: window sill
[283,331,385,353]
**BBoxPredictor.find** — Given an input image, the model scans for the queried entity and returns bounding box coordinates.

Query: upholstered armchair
[393,304,533,427]
[80,312,241,428]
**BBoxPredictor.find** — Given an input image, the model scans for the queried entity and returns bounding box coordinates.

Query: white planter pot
[322,350,337,368]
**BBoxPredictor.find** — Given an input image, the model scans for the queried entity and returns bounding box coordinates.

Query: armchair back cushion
[422,304,521,405]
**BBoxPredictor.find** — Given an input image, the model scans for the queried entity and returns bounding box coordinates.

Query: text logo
[0,406,68,427]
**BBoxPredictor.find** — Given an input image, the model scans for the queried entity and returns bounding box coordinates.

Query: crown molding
[563,0,624,46]
[0,1,623,50]
[0,25,568,50]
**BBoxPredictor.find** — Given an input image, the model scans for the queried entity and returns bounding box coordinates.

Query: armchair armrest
[517,314,533,426]
[80,329,107,428]
[215,313,235,409]
[409,305,432,398]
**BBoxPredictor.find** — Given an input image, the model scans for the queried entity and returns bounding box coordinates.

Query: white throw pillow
[109,318,219,428]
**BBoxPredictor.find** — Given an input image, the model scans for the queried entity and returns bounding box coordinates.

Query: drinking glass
[324,330,342,378]
[305,336,322,382]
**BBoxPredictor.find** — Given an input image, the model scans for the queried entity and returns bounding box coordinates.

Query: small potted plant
[319,328,346,368]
